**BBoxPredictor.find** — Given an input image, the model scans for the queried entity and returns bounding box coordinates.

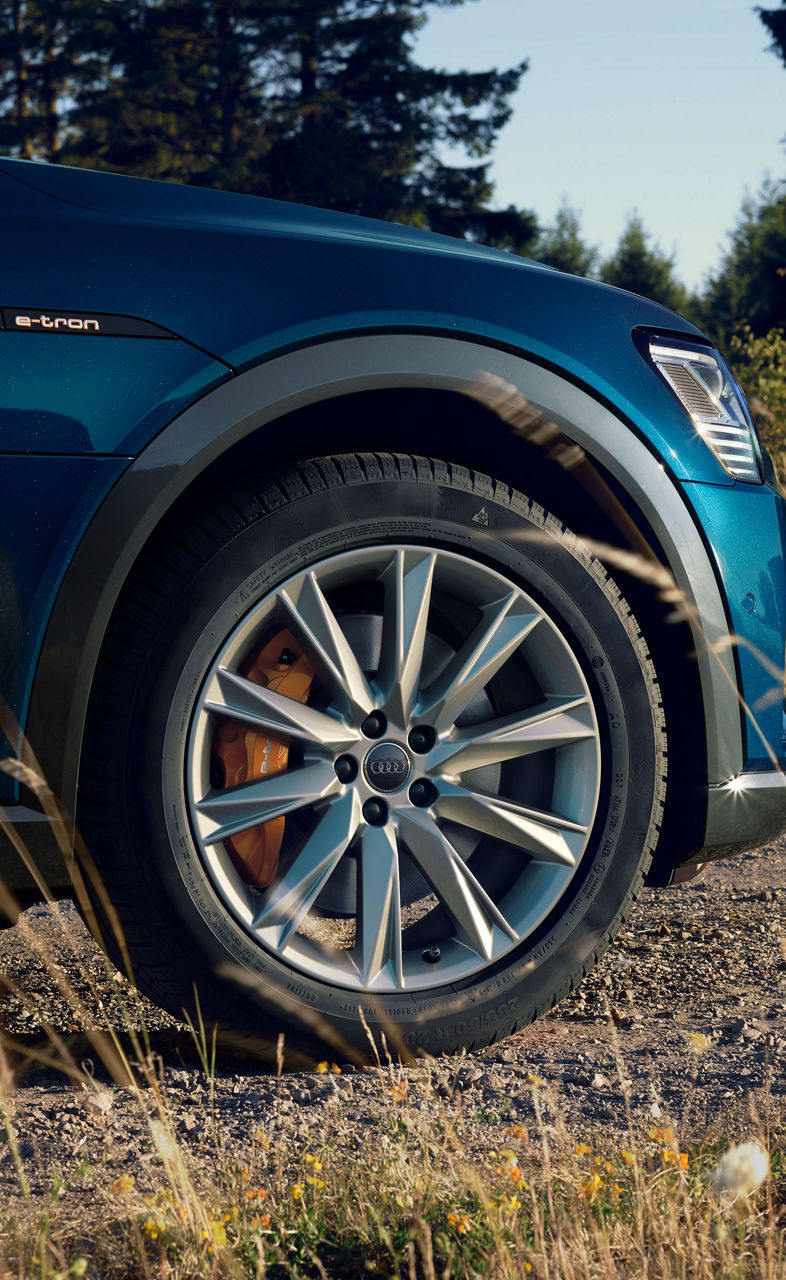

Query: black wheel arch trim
[24,333,739,839]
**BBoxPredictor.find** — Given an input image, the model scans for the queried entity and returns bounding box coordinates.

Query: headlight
[647,336,762,483]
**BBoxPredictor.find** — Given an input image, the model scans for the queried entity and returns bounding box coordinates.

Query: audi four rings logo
[369,759,407,775]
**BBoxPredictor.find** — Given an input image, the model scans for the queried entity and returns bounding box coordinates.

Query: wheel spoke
[354,823,403,989]
[430,695,594,774]
[398,810,518,960]
[194,760,339,846]
[433,780,588,867]
[203,666,358,751]
[417,592,541,731]
[253,791,361,951]
[279,570,375,719]
[375,549,436,722]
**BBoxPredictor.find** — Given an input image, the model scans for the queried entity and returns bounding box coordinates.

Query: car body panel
[0,158,729,485]
[0,454,129,801]
[0,331,230,454]
[682,480,786,771]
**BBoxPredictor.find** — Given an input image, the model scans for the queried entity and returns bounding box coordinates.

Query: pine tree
[65,0,537,250]
[758,1,786,67]
[0,0,99,160]
[599,213,689,313]
[698,184,786,344]
[534,202,598,277]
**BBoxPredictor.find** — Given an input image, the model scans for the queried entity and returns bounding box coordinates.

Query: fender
[24,333,739,826]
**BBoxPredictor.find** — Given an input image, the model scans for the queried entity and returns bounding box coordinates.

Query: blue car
[1,158,783,1059]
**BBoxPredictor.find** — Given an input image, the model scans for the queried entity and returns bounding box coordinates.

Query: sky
[414,0,785,290]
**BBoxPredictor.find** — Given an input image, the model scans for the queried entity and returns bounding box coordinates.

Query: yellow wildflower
[316,1061,329,1073]
[498,1148,521,1181]
[661,1149,689,1170]
[209,1221,227,1249]
[446,1211,472,1234]
[291,1182,304,1200]
[497,1194,522,1212]
[578,1172,603,1203]
[575,1141,591,1157]
[110,1172,135,1196]
[619,1149,635,1166]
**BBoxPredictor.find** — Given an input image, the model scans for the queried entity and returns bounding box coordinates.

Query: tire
[78,453,666,1062]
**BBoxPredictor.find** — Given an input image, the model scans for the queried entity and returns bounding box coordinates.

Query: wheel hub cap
[363,742,411,793]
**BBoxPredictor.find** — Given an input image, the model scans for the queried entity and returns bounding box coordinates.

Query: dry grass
[0,1044,784,1280]
[0,843,782,1278]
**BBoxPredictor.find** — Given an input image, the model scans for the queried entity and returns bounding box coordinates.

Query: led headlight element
[648,337,762,482]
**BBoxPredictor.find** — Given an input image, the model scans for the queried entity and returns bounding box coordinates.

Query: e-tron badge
[363,742,412,794]
[0,308,175,338]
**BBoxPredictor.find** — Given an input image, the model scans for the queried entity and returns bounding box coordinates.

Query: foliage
[699,183,786,346]
[534,202,599,277]
[758,0,786,68]
[729,324,786,466]
[599,213,690,314]
[0,0,104,161]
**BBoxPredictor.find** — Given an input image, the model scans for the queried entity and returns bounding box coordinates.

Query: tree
[534,202,598,277]
[698,183,786,345]
[758,1,786,67]
[62,0,538,251]
[67,1,280,187]
[0,0,101,160]
[730,325,786,479]
[599,213,690,313]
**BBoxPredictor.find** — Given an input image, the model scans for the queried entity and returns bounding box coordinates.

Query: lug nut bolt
[409,779,435,808]
[361,711,387,739]
[408,725,435,754]
[363,798,389,825]
[334,755,358,784]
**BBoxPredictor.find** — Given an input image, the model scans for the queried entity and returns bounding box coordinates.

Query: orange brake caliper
[211,628,314,891]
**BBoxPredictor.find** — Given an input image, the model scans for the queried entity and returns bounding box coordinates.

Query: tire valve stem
[278,648,298,665]
[422,946,441,964]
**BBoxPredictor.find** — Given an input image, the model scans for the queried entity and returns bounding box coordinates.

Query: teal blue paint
[0,454,130,802]
[681,480,786,769]
[0,332,230,454]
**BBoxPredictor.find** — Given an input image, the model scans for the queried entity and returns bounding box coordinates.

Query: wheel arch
[24,333,738,883]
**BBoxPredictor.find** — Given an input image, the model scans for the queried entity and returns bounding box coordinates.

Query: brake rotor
[211,627,314,890]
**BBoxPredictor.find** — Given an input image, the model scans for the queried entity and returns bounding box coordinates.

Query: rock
[80,1088,113,1119]
[725,1019,748,1040]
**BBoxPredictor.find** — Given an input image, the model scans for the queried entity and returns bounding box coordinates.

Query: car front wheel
[79,453,666,1060]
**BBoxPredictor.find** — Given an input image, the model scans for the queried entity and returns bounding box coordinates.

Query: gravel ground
[1,842,785,1213]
